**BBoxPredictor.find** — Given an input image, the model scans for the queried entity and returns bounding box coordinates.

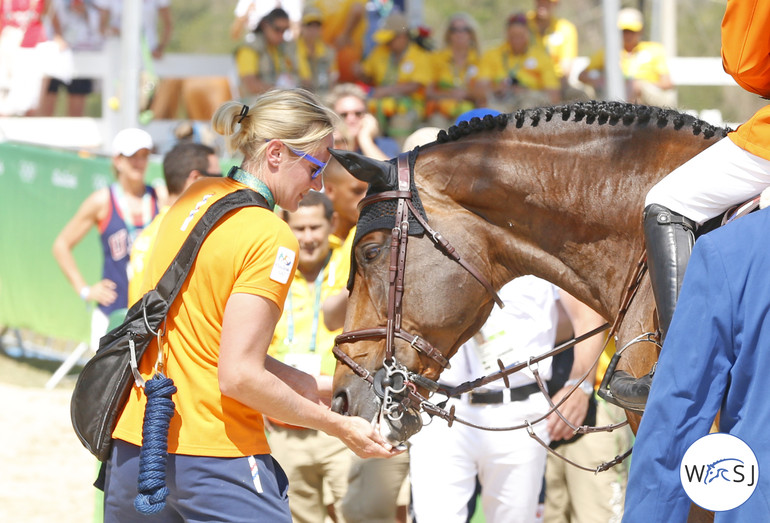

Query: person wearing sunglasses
[235,8,300,99]
[326,82,400,162]
[104,89,400,522]
[425,12,485,129]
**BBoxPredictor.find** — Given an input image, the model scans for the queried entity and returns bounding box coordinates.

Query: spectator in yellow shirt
[526,0,588,102]
[577,8,675,107]
[426,12,484,129]
[295,6,337,96]
[478,12,560,113]
[128,142,221,305]
[235,8,299,99]
[355,11,432,145]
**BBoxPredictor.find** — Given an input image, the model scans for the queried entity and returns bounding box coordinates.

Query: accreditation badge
[471,326,516,374]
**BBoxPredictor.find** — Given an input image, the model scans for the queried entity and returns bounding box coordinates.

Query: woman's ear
[265,139,283,169]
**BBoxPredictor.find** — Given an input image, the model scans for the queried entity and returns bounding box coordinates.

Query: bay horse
[328,101,730,447]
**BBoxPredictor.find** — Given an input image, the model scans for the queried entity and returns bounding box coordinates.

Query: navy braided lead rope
[134,373,177,515]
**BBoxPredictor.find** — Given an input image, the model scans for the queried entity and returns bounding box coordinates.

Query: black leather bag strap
[152,189,269,306]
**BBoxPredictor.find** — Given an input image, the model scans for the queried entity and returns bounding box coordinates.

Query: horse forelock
[432,101,731,146]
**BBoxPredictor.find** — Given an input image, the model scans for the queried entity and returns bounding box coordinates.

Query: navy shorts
[103,439,291,522]
[47,77,94,95]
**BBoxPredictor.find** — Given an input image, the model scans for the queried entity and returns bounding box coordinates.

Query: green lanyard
[285,252,331,353]
[227,166,275,210]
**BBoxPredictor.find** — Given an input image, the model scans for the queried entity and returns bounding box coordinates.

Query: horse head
[327,148,498,444]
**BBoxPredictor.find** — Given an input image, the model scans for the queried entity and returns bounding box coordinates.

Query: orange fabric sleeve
[721,0,770,97]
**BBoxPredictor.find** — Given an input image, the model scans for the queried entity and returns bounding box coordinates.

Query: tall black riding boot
[598,204,696,413]
[643,203,696,342]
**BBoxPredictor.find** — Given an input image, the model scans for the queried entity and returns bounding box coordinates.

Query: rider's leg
[643,203,696,342]
[604,138,770,411]
[599,205,695,413]
[642,137,770,339]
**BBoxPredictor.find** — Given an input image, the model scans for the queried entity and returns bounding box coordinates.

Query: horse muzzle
[331,372,423,446]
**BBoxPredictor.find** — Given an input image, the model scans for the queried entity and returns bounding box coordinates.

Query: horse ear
[328,148,396,191]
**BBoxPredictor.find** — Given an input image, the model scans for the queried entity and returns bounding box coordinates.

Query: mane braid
[434,100,731,146]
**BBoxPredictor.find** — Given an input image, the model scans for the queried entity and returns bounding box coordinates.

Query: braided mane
[434,101,731,145]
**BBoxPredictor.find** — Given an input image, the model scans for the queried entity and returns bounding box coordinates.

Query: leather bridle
[332,151,503,422]
[331,151,632,473]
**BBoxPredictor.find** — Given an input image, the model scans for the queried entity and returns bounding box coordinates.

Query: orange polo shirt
[113,177,299,457]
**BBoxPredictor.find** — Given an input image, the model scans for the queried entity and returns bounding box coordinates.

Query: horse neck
[417,130,671,319]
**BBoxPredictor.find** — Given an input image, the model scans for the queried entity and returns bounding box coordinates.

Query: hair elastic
[238,104,249,124]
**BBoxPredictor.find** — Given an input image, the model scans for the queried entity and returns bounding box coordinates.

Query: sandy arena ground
[0,379,96,523]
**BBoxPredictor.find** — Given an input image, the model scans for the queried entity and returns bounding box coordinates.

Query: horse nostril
[331,391,349,415]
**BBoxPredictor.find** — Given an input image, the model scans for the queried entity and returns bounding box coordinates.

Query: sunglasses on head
[449,26,472,33]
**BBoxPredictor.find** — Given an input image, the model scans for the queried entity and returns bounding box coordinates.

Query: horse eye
[361,245,381,262]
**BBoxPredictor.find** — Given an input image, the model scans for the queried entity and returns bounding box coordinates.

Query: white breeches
[646,137,770,225]
[409,392,551,523]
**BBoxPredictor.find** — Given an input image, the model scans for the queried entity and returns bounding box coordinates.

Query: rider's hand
[334,415,404,459]
[547,385,590,442]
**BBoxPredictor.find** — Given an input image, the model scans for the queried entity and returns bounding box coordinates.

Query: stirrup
[598,351,655,414]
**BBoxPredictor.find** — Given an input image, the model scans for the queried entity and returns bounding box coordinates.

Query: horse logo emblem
[704,458,745,485]
[680,433,758,511]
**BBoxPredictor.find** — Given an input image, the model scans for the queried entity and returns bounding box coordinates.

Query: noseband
[332,151,503,422]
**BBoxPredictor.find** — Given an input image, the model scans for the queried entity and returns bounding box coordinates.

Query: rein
[332,151,632,472]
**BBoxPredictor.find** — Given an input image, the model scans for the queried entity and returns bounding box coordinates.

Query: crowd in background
[1,0,675,148]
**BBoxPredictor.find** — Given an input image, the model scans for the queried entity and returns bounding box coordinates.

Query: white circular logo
[680,433,758,512]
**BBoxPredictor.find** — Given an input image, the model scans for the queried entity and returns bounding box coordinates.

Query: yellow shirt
[584,42,670,84]
[127,205,169,307]
[362,42,433,88]
[329,226,354,295]
[268,242,346,378]
[315,0,367,55]
[362,43,432,117]
[479,42,559,91]
[296,37,337,90]
[113,177,299,457]
[235,36,298,86]
[429,47,481,118]
[526,13,578,79]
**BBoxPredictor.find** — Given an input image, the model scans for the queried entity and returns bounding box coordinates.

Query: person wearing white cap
[52,127,159,352]
[577,7,675,107]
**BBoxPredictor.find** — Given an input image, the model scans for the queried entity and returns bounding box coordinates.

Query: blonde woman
[426,12,484,128]
[104,88,399,521]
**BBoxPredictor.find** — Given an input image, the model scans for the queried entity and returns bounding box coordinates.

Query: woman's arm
[218,293,399,458]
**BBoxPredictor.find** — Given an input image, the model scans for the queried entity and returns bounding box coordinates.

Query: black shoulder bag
[71,189,269,461]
